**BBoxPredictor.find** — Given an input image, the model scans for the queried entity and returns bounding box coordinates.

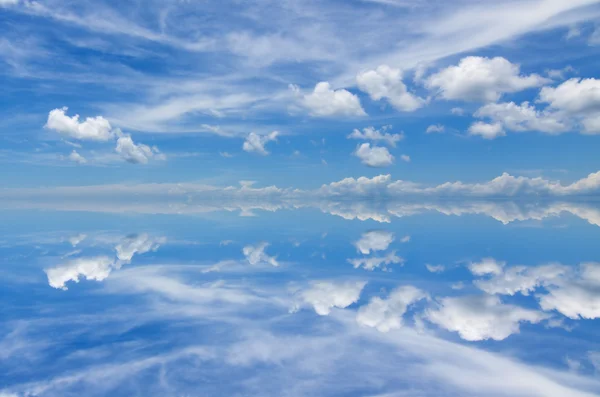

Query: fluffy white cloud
[115,135,164,164]
[45,256,119,290]
[299,82,366,117]
[426,56,548,102]
[354,143,394,167]
[468,258,505,276]
[242,242,279,267]
[68,150,87,164]
[426,124,445,134]
[242,131,279,155]
[468,122,506,139]
[538,262,600,319]
[347,126,403,147]
[348,251,403,271]
[115,234,165,262]
[425,295,548,341]
[45,107,114,141]
[538,78,600,134]
[475,263,569,296]
[472,101,569,135]
[353,230,394,254]
[292,281,367,315]
[356,285,428,332]
[357,65,424,111]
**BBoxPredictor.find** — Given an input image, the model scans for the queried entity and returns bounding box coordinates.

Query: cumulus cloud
[115,135,164,164]
[347,126,403,147]
[291,281,367,315]
[538,78,600,134]
[353,230,394,254]
[426,56,549,102]
[298,82,366,117]
[68,150,87,164]
[475,263,569,296]
[354,143,394,167]
[242,131,279,155]
[115,234,165,262]
[348,251,403,271]
[45,256,119,290]
[357,65,425,112]
[468,258,505,276]
[356,286,428,332]
[468,121,506,139]
[45,107,114,141]
[425,295,549,341]
[472,101,569,136]
[242,242,279,267]
[426,124,445,134]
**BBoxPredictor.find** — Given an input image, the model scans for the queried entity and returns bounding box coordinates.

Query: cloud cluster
[242,131,279,156]
[357,65,424,111]
[242,242,279,267]
[356,286,428,332]
[347,126,403,147]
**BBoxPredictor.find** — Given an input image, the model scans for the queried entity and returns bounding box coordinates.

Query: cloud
[353,230,395,254]
[298,82,366,117]
[475,263,569,296]
[45,107,114,141]
[357,65,425,111]
[115,135,164,164]
[400,235,410,243]
[348,251,403,271]
[115,234,165,263]
[356,285,428,332]
[468,258,505,276]
[425,294,549,341]
[68,150,87,164]
[242,242,279,267]
[426,264,445,273]
[538,78,600,134]
[425,56,549,102]
[354,143,394,167]
[426,124,445,134]
[291,281,367,315]
[68,233,87,247]
[242,131,279,156]
[451,107,465,115]
[347,126,403,147]
[400,154,410,163]
[45,256,119,290]
[468,122,506,139]
[472,101,569,135]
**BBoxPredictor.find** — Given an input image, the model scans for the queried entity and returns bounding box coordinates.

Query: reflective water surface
[2,201,600,397]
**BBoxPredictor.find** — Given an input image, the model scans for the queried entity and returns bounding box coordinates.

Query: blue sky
[3,0,600,396]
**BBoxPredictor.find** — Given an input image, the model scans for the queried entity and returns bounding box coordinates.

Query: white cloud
[115,234,165,263]
[426,56,549,102]
[451,107,465,116]
[292,281,367,315]
[400,154,410,163]
[299,82,366,117]
[400,235,410,243]
[45,107,114,141]
[242,131,279,155]
[426,264,445,273]
[354,230,394,254]
[242,242,279,267]
[68,233,86,247]
[45,256,119,290]
[538,262,600,319]
[475,263,569,296]
[347,126,403,147]
[468,258,505,276]
[357,65,424,111]
[68,150,87,164]
[348,251,403,271]
[115,135,164,164]
[426,124,445,134]
[356,285,428,332]
[473,101,569,135]
[425,295,549,341]
[354,143,394,167]
[468,122,506,139]
[538,78,600,134]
